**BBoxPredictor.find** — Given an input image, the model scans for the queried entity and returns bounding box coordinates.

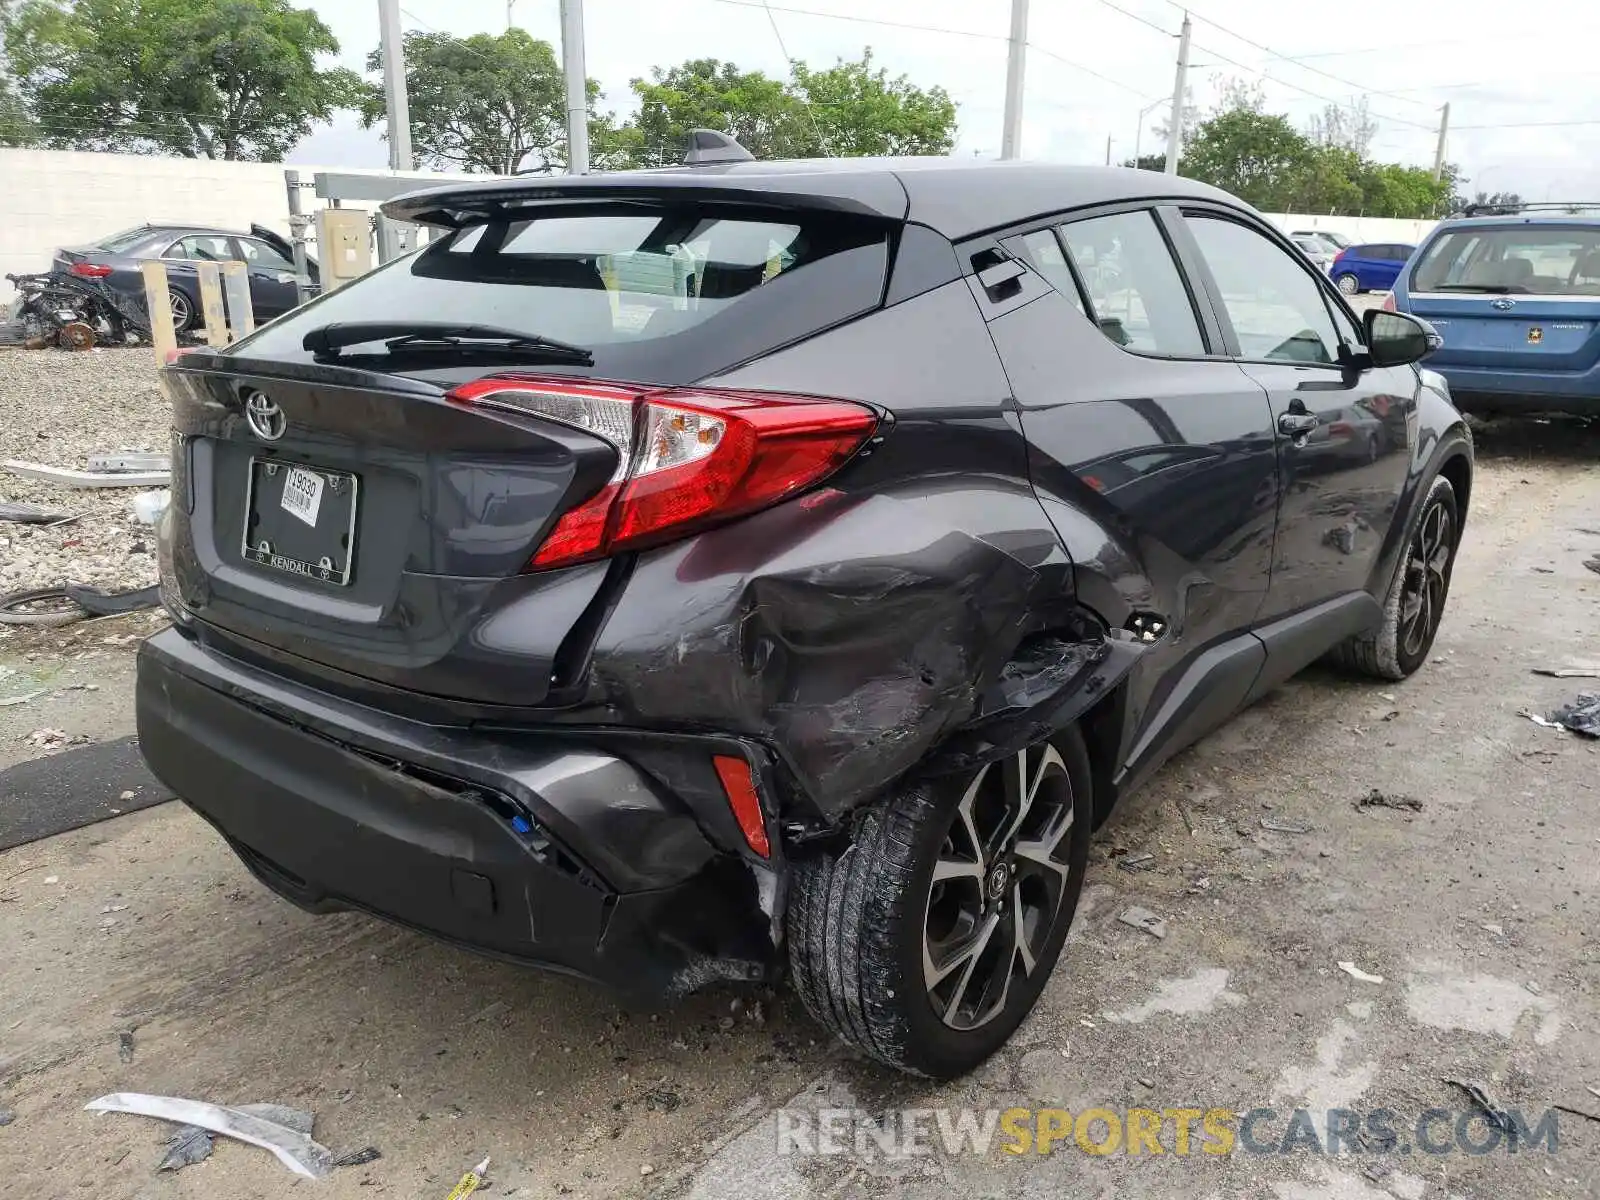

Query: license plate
[242,458,359,586]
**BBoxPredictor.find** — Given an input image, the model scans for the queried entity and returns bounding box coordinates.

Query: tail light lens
[1381,293,1397,312]
[69,262,113,278]
[448,376,878,570]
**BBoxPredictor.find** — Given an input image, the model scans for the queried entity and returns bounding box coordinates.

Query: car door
[1372,245,1408,291]
[984,205,1281,789]
[1178,209,1415,690]
[232,237,299,318]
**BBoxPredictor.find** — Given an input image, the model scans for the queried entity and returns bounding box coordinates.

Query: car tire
[1331,473,1460,681]
[1337,273,1361,295]
[169,288,195,332]
[787,728,1094,1079]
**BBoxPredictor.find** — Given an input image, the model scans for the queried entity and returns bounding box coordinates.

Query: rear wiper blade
[1429,284,1526,294]
[303,321,593,363]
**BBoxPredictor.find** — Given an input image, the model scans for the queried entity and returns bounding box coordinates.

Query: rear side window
[1005,228,1086,316]
[241,207,891,382]
[1413,225,1600,296]
[1057,210,1205,355]
[1185,215,1344,364]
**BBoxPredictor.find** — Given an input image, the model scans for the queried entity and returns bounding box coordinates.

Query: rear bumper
[135,629,781,1003]
[1430,364,1600,412]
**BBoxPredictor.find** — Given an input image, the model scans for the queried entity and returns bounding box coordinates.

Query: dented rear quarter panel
[562,279,1121,820]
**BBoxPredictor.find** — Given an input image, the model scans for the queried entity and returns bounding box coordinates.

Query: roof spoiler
[683,129,754,167]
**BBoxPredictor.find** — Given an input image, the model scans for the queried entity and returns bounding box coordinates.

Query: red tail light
[1329,420,1354,437]
[448,376,878,569]
[163,347,199,366]
[68,262,113,278]
[1381,293,1397,312]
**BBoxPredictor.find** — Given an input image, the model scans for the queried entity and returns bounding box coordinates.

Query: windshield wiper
[1428,283,1527,294]
[303,321,593,364]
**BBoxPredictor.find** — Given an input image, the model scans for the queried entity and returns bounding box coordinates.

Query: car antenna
[682,129,755,167]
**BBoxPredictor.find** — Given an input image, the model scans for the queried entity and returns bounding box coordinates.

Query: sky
[290,0,1600,201]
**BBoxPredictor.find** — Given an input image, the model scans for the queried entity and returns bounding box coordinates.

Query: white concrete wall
[1263,212,1439,247]
[0,148,488,302]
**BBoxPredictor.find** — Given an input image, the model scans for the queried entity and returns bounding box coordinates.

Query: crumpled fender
[578,480,1128,820]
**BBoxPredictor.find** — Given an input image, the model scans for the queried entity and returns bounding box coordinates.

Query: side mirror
[1363,309,1442,368]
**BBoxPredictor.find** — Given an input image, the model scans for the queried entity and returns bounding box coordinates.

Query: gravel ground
[0,346,169,596]
[0,421,1596,1199]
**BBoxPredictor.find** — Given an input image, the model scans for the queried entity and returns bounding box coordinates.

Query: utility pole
[1432,102,1450,182]
[1105,135,1113,165]
[559,0,590,174]
[507,0,515,28]
[1164,12,1191,175]
[1000,0,1029,160]
[377,0,413,172]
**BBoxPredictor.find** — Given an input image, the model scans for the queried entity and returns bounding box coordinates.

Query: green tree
[1180,107,1313,210]
[357,29,614,174]
[626,58,803,166]
[0,0,36,146]
[4,0,359,159]
[786,49,956,157]
[614,51,959,168]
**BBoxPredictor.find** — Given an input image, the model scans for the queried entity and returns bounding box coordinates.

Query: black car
[137,156,1471,1079]
[53,222,316,332]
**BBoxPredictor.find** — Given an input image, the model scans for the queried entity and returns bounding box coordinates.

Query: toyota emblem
[1491,297,1516,311]
[245,391,286,441]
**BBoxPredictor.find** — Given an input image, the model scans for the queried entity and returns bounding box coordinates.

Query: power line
[756,0,834,154]
[711,0,1000,43]
[1025,42,1147,96]
[1126,0,1440,108]
[1453,117,1600,131]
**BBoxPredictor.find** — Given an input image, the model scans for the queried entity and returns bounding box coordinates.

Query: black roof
[382,158,1248,241]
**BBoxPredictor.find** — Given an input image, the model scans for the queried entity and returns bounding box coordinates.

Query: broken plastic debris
[159,1125,213,1171]
[117,1031,134,1063]
[446,1156,491,1199]
[1118,907,1167,940]
[1117,851,1156,872]
[1532,667,1600,679]
[85,1093,334,1179]
[1543,693,1600,738]
[131,490,170,526]
[1337,961,1384,984]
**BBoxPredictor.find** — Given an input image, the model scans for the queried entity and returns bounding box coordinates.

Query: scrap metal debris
[1443,1078,1510,1133]
[117,1031,135,1063]
[1337,961,1385,984]
[1532,667,1600,679]
[1118,906,1167,940]
[1,459,170,489]
[1355,788,1424,813]
[85,1093,335,1179]
[332,1145,382,1167]
[1260,817,1312,834]
[159,1125,214,1171]
[1117,851,1157,872]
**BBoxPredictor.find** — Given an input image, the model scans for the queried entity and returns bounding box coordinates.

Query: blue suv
[1392,206,1600,414]
[1332,243,1417,295]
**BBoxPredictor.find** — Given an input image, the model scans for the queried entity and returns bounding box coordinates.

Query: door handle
[1278,411,1320,437]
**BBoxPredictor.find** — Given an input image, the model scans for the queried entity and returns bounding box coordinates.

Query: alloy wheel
[169,290,192,330]
[921,743,1076,1032]
[1337,274,1359,295]
[1399,496,1452,659]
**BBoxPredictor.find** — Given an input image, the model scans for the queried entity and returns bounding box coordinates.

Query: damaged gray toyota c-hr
[137,139,1473,1079]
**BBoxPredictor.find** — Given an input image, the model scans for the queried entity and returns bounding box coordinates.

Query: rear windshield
[1412,225,1600,296]
[238,206,891,383]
